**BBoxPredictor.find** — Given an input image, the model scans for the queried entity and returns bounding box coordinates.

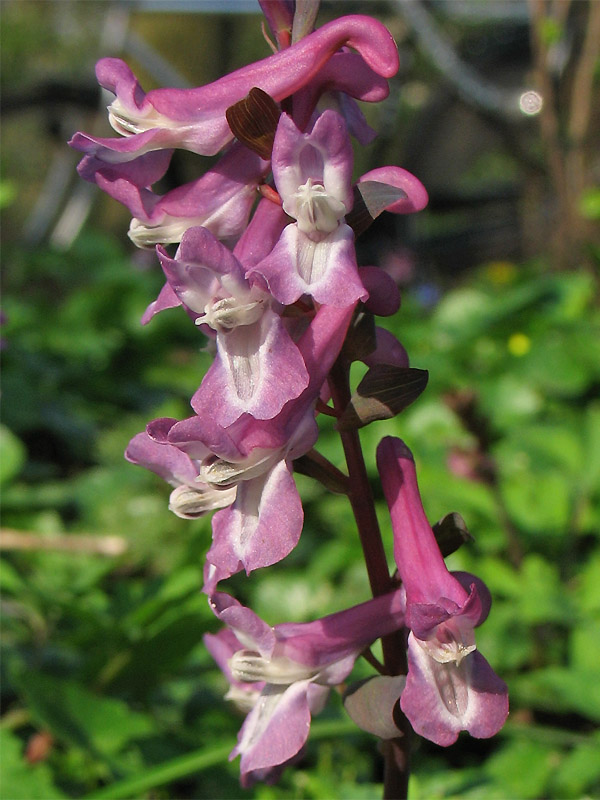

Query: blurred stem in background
[528,0,600,271]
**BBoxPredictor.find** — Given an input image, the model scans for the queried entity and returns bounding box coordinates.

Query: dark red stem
[329,359,410,799]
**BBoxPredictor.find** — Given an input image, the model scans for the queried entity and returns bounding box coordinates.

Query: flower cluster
[71,1,507,787]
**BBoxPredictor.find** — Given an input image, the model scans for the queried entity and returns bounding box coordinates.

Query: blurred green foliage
[1,228,599,799]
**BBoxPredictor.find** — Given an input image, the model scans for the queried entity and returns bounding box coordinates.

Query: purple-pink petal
[205,459,304,588]
[233,681,313,776]
[291,52,391,133]
[125,431,199,486]
[359,266,401,317]
[141,281,182,325]
[362,327,409,369]
[358,167,429,215]
[377,436,467,606]
[401,638,508,746]
[273,111,354,214]
[210,592,277,656]
[73,16,398,161]
[191,309,309,426]
[249,224,367,307]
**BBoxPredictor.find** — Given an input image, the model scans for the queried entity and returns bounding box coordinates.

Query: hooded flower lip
[69,15,399,163]
[376,436,508,746]
[207,589,405,780]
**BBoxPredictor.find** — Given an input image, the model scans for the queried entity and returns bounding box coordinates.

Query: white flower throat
[288,178,347,236]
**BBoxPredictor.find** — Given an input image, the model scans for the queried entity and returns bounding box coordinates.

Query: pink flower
[69,16,398,163]
[248,110,367,307]
[125,429,235,519]
[377,436,509,746]
[147,303,356,592]
[207,588,405,785]
[77,143,268,248]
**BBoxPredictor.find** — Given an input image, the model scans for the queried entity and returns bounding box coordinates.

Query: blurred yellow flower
[485,261,517,285]
[508,333,531,356]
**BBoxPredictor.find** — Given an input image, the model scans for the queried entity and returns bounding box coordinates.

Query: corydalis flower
[248,110,366,307]
[69,15,398,163]
[207,588,405,785]
[156,224,309,426]
[151,302,356,593]
[77,143,268,248]
[248,111,430,307]
[377,436,508,746]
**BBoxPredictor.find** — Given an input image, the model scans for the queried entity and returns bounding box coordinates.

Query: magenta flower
[155,225,309,426]
[248,112,430,308]
[207,588,406,784]
[248,110,367,307]
[152,302,356,592]
[77,143,268,248]
[69,15,398,163]
[376,436,509,746]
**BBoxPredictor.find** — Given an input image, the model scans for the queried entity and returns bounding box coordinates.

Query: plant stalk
[329,358,410,800]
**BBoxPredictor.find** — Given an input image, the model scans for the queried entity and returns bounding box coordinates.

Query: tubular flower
[69,15,398,164]
[377,436,509,746]
[207,589,406,785]
[77,143,269,248]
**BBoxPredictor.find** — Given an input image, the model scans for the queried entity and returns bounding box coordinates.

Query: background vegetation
[2,2,599,798]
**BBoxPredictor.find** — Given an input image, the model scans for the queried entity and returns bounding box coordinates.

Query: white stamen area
[225,684,261,714]
[129,217,198,249]
[286,178,346,237]
[195,297,265,332]
[417,624,476,666]
[168,483,236,519]
[108,99,183,137]
[199,449,277,487]
[229,650,318,684]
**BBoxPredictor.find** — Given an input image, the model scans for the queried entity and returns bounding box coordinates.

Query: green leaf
[551,732,600,798]
[579,186,600,220]
[85,719,359,800]
[499,469,570,535]
[485,739,555,799]
[12,671,153,759]
[0,425,26,485]
[0,729,66,800]
[517,554,573,624]
[575,553,600,613]
[570,621,600,672]
[512,667,600,721]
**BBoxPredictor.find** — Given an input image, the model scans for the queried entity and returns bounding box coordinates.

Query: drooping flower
[376,436,509,746]
[207,588,406,785]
